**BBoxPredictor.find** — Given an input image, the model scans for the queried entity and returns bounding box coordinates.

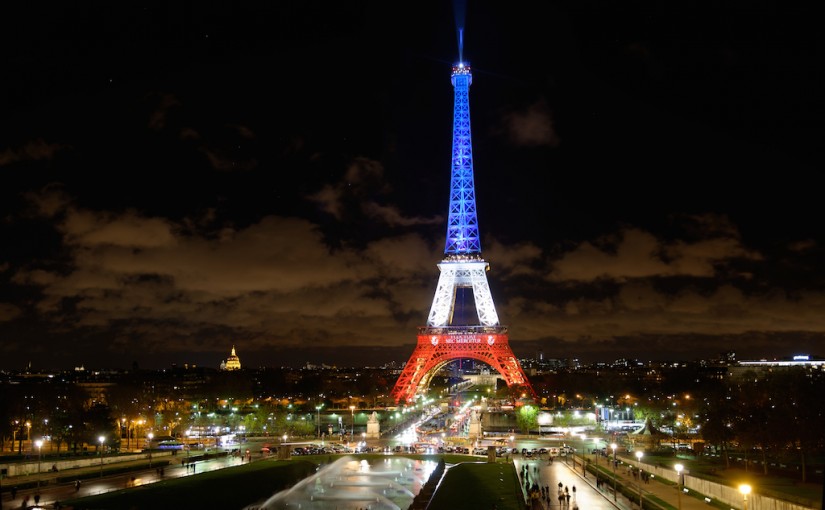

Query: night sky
[1,2,823,370]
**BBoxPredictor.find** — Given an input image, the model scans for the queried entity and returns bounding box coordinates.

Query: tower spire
[444,61,480,255]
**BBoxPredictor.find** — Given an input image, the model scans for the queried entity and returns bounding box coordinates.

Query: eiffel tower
[391,54,534,404]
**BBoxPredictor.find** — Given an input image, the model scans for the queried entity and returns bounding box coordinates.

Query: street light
[98,436,105,477]
[147,432,154,468]
[739,484,751,510]
[675,464,684,510]
[611,443,617,501]
[35,439,43,488]
[635,451,644,509]
[316,405,323,438]
[349,405,355,442]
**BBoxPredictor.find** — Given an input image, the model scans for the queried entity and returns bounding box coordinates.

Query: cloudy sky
[1,2,823,370]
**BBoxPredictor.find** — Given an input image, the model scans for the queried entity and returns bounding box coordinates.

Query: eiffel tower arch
[392,328,534,404]
[391,58,534,404]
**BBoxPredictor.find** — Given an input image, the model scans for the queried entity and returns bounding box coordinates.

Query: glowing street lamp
[610,443,618,501]
[635,451,644,509]
[147,432,154,468]
[349,405,356,441]
[35,439,44,488]
[739,484,752,510]
[675,464,684,510]
[98,436,105,477]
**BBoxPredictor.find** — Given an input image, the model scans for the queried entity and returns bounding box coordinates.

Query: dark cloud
[0,139,69,166]
[0,2,823,368]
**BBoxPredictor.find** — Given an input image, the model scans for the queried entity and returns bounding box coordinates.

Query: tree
[84,403,118,450]
[700,384,736,468]
[516,405,538,435]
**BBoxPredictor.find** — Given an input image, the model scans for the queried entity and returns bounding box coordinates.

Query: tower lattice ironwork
[391,61,534,404]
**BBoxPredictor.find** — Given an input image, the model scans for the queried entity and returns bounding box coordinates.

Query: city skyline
[1,3,823,370]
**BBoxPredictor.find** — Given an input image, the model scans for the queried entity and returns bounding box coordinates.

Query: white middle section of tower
[426,259,500,327]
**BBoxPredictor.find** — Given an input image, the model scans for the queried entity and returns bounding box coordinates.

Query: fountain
[246,456,438,510]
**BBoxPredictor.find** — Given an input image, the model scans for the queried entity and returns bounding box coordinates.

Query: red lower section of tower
[391,330,535,403]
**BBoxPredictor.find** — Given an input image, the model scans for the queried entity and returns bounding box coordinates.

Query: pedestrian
[11,486,17,499]
[34,492,41,505]
[566,493,571,506]
[75,480,82,492]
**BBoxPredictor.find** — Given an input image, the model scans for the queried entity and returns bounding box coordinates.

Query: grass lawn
[61,459,316,510]
[427,461,527,510]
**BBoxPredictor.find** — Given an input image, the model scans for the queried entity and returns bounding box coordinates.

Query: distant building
[220,345,242,371]
[728,354,825,379]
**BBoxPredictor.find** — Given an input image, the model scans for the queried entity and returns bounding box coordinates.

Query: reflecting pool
[248,456,439,510]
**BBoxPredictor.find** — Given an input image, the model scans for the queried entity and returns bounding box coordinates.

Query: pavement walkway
[0,451,252,509]
[514,450,720,510]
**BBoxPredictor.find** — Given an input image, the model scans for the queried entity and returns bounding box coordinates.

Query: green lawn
[427,462,527,510]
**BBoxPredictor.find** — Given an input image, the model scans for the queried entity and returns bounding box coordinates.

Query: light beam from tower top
[444,60,481,256]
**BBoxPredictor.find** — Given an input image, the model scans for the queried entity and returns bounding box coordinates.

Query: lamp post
[611,443,617,501]
[316,405,323,439]
[185,430,191,461]
[349,405,355,442]
[147,432,154,468]
[98,436,105,477]
[675,464,684,510]
[35,439,43,488]
[739,484,751,510]
[635,451,644,509]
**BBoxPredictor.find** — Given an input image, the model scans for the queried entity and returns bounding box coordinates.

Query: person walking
[11,486,17,500]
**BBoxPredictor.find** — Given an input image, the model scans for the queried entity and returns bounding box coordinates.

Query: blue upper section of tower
[444,62,481,255]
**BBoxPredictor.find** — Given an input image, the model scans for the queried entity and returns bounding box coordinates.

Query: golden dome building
[220,345,242,371]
